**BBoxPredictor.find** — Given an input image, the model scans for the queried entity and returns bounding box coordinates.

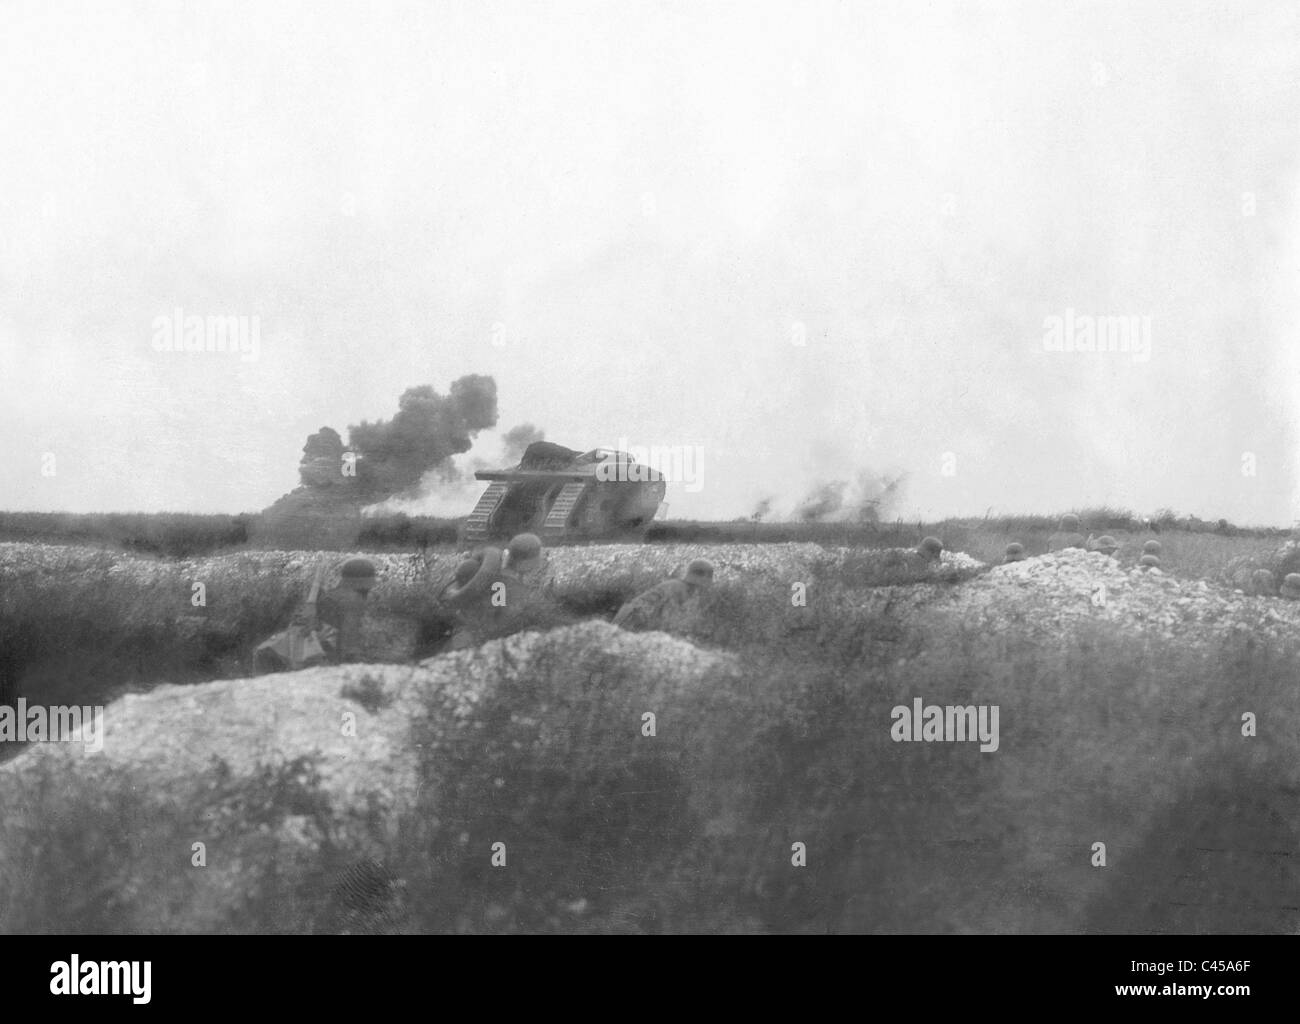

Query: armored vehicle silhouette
[463,441,666,543]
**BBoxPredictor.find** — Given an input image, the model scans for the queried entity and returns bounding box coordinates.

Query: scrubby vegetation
[0,550,302,714]
[0,752,392,934]
[7,584,1298,933]
[0,511,464,556]
[382,620,1300,934]
[4,519,1300,933]
[0,542,972,722]
[2,523,1296,729]
[0,512,254,557]
[1,507,1289,559]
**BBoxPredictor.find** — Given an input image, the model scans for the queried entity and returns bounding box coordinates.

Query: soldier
[502,532,544,579]
[253,557,376,672]
[450,557,481,589]
[492,532,547,625]
[315,558,377,663]
[1088,534,1119,558]
[1250,569,1276,596]
[442,534,546,649]
[1281,573,1300,600]
[917,536,944,562]
[1049,514,1087,551]
[1004,542,1026,563]
[441,546,503,650]
[613,559,714,632]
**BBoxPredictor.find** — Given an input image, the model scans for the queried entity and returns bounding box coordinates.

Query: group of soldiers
[1000,515,1146,565]
[438,532,547,650]
[917,516,1133,569]
[1004,517,1300,598]
[260,513,1299,673]
[253,557,379,672]
[253,533,717,672]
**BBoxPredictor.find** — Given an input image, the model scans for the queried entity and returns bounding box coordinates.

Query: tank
[463,441,667,543]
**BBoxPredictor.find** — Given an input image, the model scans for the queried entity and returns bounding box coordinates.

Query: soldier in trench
[612,559,715,633]
[314,558,377,662]
[441,533,548,649]
[253,557,377,672]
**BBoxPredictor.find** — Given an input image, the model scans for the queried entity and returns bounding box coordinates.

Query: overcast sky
[2,0,1299,524]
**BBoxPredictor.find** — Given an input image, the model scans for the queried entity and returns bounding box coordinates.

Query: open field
[2,530,1300,934]
[0,507,1288,556]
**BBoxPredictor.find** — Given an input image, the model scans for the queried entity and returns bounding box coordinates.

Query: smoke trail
[794,471,907,523]
[347,375,498,500]
[501,423,545,465]
[299,426,345,487]
[796,480,848,522]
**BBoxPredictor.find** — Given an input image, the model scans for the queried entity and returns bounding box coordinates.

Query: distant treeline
[0,506,1289,557]
[0,511,457,557]
[649,507,1292,546]
[0,512,255,556]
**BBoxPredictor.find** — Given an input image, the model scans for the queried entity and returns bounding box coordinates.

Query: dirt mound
[12,539,1293,666]
[924,548,1300,646]
[6,539,1300,934]
[0,623,738,932]
[0,540,981,597]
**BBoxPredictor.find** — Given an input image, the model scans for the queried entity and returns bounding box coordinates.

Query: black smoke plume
[347,375,498,500]
[299,426,345,487]
[501,423,546,465]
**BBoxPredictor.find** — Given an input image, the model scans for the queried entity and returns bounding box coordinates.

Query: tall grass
[0,753,395,933]
[3,508,1289,558]
[0,559,301,716]
[4,529,1300,932]
[5,568,1299,932]
[0,512,253,556]
[380,609,1300,933]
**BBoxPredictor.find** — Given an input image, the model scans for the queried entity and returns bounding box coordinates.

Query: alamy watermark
[1042,308,1151,363]
[0,699,104,752]
[50,956,150,1004]
[597,437,705,493]
[151,306,260,362]
[891,697,999,753]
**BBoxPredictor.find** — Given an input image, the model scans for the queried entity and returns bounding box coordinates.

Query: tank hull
[463,445,667,544]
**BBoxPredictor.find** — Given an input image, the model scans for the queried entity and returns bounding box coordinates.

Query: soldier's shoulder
[642,579,693,611]
[660,579,692,599]
[636,579,687,603]
[500,573,538,605]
